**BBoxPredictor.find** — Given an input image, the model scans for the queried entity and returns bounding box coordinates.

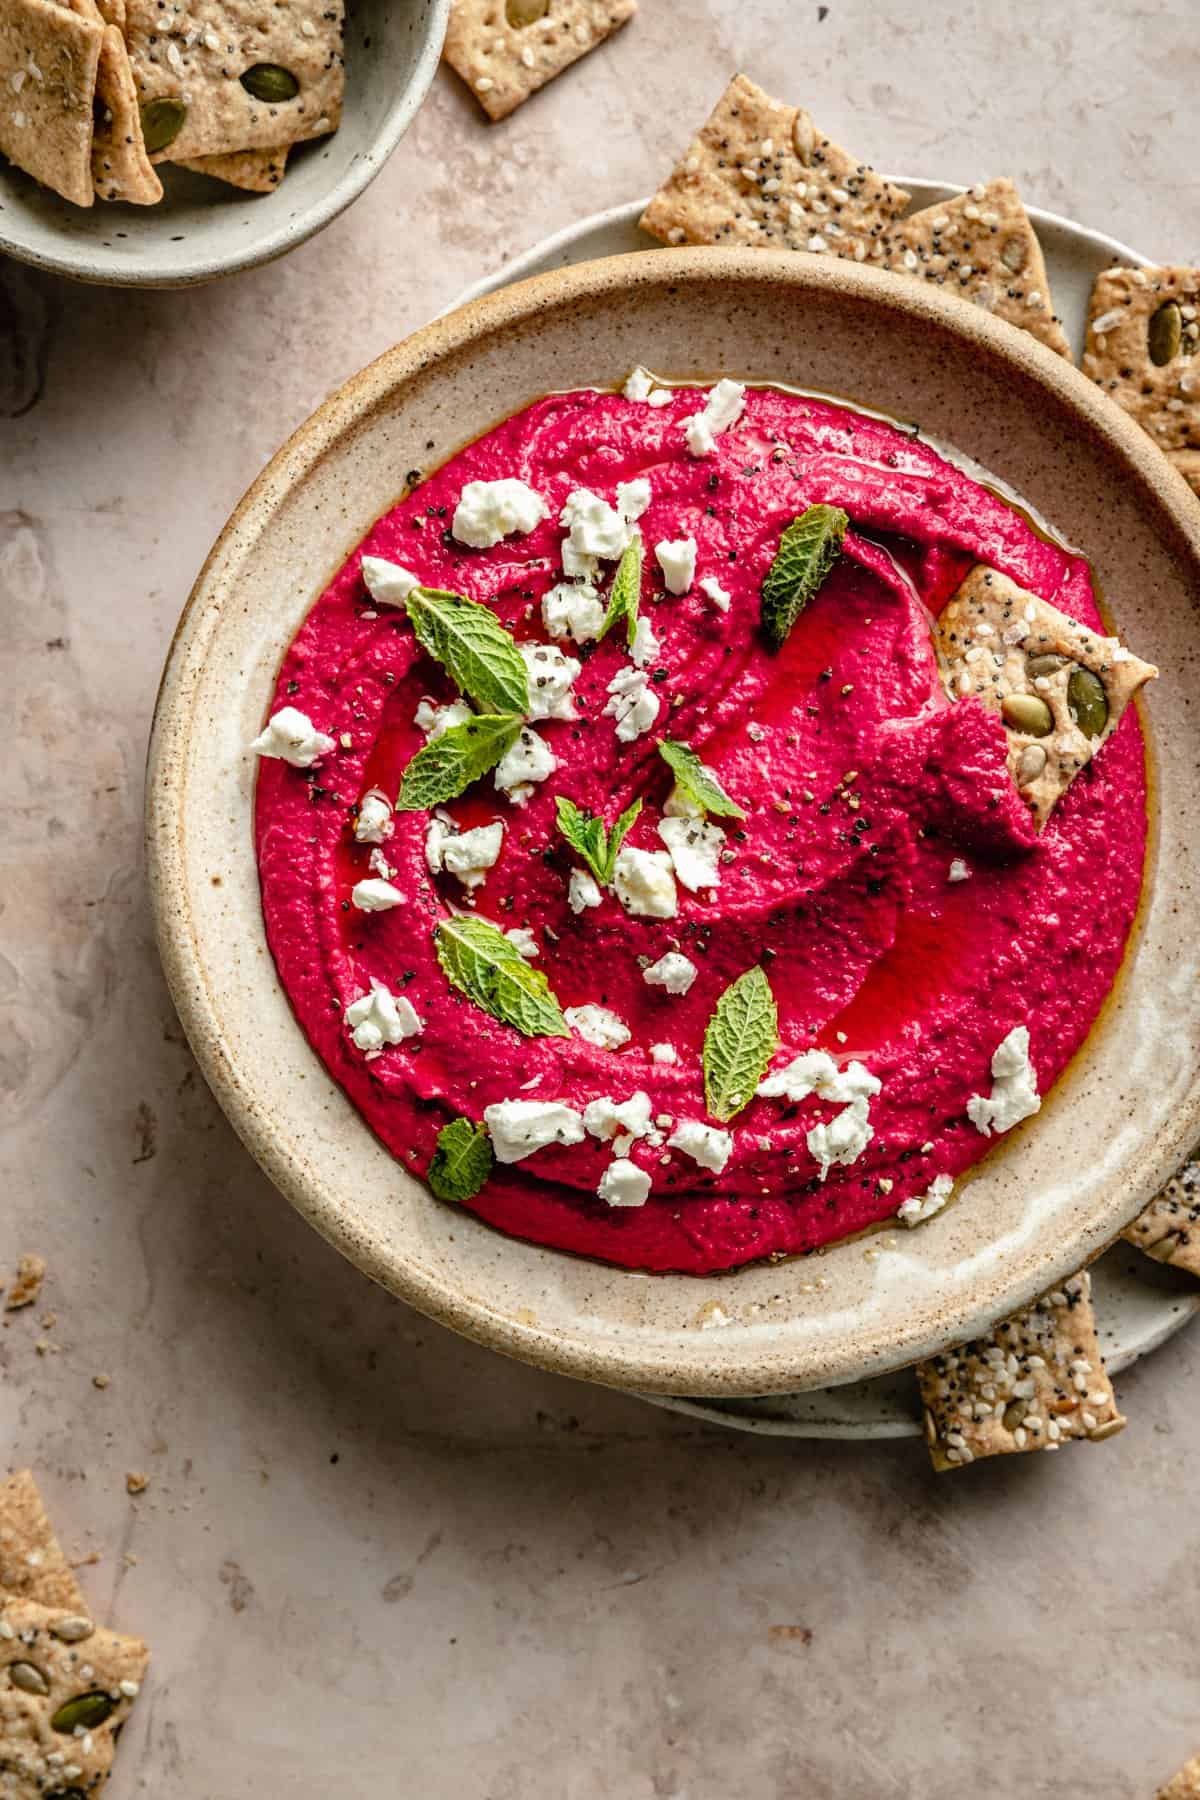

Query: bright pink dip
[254,385,1148,1273]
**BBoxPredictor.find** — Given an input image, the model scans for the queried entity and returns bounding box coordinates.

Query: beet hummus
[253,375,1155,1274]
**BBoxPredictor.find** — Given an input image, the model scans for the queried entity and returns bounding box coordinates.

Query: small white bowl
[0,0,448,288]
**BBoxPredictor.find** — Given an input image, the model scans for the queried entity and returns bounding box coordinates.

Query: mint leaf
[657,740,746,820]
[760,505,849,651]
[703,965,778,1122]
[406,586,530,714]
[555,795,643,886]
[396,713,523,812]
[598,533,642,648]
[428,1117,493,1203]
[435,914,570,1038]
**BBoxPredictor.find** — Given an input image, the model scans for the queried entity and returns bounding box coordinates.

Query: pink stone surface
[2,5,1199,1795]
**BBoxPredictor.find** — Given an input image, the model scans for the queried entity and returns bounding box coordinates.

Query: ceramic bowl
[147,248,1200,1395]
[0,0,447,289]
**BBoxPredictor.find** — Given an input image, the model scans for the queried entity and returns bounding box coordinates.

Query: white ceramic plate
[451,189,1200,1436]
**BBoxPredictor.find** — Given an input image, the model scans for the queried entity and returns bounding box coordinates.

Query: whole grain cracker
[124,0,344,162]
[639,73,910,259]
[917,1271,1125,1472]
[933,565,1156,829]
[0,1474,85,1615]
[96,0,125,27]
[0,1597,148,1799]
[178,141,289,191]
[1159,1755,1200,1800]
[4,1258,46,1313]
[1124,1158,1200,1277]
[885,178,1071,358]
[0,0,103,208]
[1082,266,1200,478]
[444,0,636,123]
[92,23,162,203]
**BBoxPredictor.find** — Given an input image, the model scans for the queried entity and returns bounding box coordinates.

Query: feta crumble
[807,1100,874,1181]
[425,814,504,890]
[504,927,538,960]
[565,1005,632,1050]
[568,868,603,913]
[521,643,580,721]
[623,365,654,401]
[612,846,677,919]
[361,555,420,606]
[452,478,547,549]
[649,1042,678,1064]
[966,1025,1041,1136]
[642,951,698,996]
[655,536,697,595]
[250,706,335,768]
[597,1158,651,1207]
[629,615,661,669]
[699,575,731,613]
[668,1119,733,1173]
[541,580,605,645]
[584,1092,653,1144]
[682,378,746,458]
[494,726,556,804]
[351,877,404,912]
[757,1051,881,1106]
[605,665,661,742]
[354,788,394,844]
[344,979,423,1053]
[415,697,473,741]
[897,1173,954,1227]
[658,816,724,892]
[948,858,971,883]
[484,1099,586,1164]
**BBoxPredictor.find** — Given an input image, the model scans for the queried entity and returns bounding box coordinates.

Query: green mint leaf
[657,740,746,820]
[405,586,530,714]
[703,965,778,1123]
[760,505,849,652]
[435,914,570,1038]
[428,1117,494,1204]
[396,713,523,812]
[555,795,643,887]
[598,533,642,648]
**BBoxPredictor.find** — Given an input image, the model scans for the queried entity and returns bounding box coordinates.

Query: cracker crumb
[6,1252,47,1310]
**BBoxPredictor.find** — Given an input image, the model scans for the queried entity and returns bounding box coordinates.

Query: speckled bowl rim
[147,248,1200,1395]
[0,0,448,289]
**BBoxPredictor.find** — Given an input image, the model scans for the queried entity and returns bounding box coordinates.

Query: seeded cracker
[444,0,636,123]
[1124,1157,1200,1278]
[639,74,910,258]
[933,565,1156,830]
[123,0,344,162]
[178,143,289,190]
[0,1597,148,1799]
[886,178,1071,358]
[92,23,162,202]
[1082,265,1200,495]
[0,1474,86,1615]
[1159,1754,1200,1799]
[918,1271,1125,1472]
[0,0,103,208]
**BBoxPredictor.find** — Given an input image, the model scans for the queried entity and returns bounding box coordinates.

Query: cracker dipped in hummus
[252,372,1156,1274]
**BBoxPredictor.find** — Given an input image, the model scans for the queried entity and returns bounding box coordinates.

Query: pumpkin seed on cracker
[640,73,910,258]
[444,0,637,123]
[1124,1157,1200,1278]
[1082,265,1200,496]
[0,0,104,207]
[933,564,1157,829]
[917,1270,1125,1472]
[178,142,290,191]
[0,1597,148,1798]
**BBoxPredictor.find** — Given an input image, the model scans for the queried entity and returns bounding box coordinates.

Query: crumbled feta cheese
[354,788,394,844]
[897,1173,954,1227]
[541,580,605,644]
[584,1091,653,1143]
[505,927,538,959]
[649,1042,678,1064]
[521,642,580,721]
[344,979,423,1053]
[699,575,731,612]
[642,951,697,995]
[361,555,420,606]
[415,697,473,740]
[658,816,724,892]
[452,478,547,549]
[612,846,677,919]
[757,1051,881,1106]
[663,784,703,820]
[425,815,505,890]
[623,365,654,401]
[966,1025,1041,1136]
[597,1158,651,1207]
[668,1119,733,1173]
[250,706,335,768]
[807,1099,873,1180]
[494,726,556,804]
[617,478,652,523]
[568,868,603,913]
[605,666,661,742]
[655,536,697,595]
[565,1005,631,1050]
[629,615,661,669]
[948,858,971,883]
[682,378,746,457]
[351,877,404,912]
[483,1099,586,1163]
[559,488,630,574]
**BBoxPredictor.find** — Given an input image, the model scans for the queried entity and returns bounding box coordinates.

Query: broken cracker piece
[93,22,163,203]
[886,178,1071,358]
[0,0,103,208]
[1124,1157,1200,1277]
[1159,1754,1200,1800]
[640,73,909,259]
[445,0,636,123]
[918,1270,1125,1472]
[1082,266,1200,479]
[0,1473,86,1614]
[5,1256,45,1312]
[124,0,343,163]
[0,1596,148,1798]
[178,142,289,191]
[933,564,1156,830]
